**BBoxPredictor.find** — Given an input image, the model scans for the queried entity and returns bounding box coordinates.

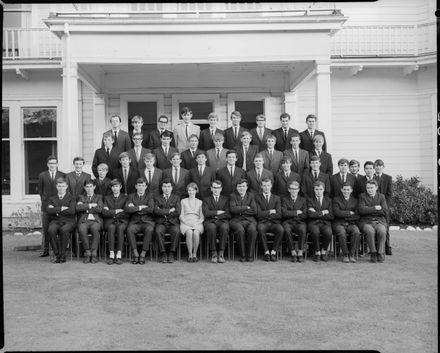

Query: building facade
[2,1,437,227]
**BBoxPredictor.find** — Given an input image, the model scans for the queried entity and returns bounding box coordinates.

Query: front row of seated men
[47,173,389,265]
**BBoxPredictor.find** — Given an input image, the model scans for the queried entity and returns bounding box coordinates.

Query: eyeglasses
[133,138,142,141]
[211,186,222,189]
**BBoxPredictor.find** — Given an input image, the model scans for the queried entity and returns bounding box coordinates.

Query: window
[234,101,264,130]
[2,108,10,195]
[127,101,157,135]
[172,94,220,131]
[178,102,213,130]
[23,107,57,194]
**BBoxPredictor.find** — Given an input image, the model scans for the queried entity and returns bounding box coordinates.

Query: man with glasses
[127,132,151,175]
[147,115,176,150]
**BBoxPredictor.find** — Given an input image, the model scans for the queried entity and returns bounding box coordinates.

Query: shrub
[8,203,42,233]
[390,175,438,225]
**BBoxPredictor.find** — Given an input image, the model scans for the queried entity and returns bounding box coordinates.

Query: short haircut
[338,158,349,166]
[158,115,169,123]
[160,130,173,139]
[207,112,218,120]
[97,163,108,171]
[310,155,320,163]
[266,134,276,142]
[288,180,300,189]
[135,178,146,185]
[180,106,192,115]
[281,156,292,164]
[364,160,375,169]
[47,155,57,163]
[195,151,207,158]
[374,159,385,166]
[236,178,248,187]
[187,182,199,192]
[366,179,378,187]
[110,178,122,187]
[170,152,181,160]
[349,159,360,167]
[119,152,130,160]
[226,149,237,157]
[254,153,264,160]
[261,178,272,185]
[132,132,143,139]
[256,114,265,121]
[241,131,251,139]
[56,177,67,184]
[143,152,155,161]
[306,114,317,121]
[84,179,95,186]
[280,112,291,120]
[102,131,115,141]
[161,178,174,188]
[230,111,242,119]
[313,134,324,143]
[110,114,122,122]
[188,134,199,141]
[131,115,143,123]
[341,182,353,189]
[290,132,300,140]
[313,180,325,188]
[73,156,85,164]
[211,179,223,187]
[213,132,224,141]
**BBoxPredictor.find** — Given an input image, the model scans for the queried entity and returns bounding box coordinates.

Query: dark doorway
[234,100,264,130]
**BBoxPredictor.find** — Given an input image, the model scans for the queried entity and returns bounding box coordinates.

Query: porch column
[283,91,299,130]
[93,93,107,149]
[315,60,332,152]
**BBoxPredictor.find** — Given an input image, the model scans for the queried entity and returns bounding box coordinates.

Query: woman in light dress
[180,182,204,262]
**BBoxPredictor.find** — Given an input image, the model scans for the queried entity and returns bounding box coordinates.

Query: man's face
[189,137,198,150]
[310,161,320,171]
[196,154,207,166]
[364,165,374,177]
[135,182,147,194]
[73,161,84,173]
[171,155,181,167]
[339,163,349,174]
[281,161,291,172]
[349,163,359,175]
[227,153,237,166]
[84,183,95,196]
[110,116,121,129]
[261,181,272,194]
[144,158,155,169]
[254,157,263,169]
[290,137,300,149]
[133,136,143,147]
[342,186,352,199]
[103,136,113,148]
[266,138,275,149]
[288,183,300,198]
[161,136,171,147]
[181,112,192,124]
[231,114,241,127]
[366,183,377,196]
[314,185,324,198]
[236,182,247,195]
[97,167,108,179]
[158,118,167,130]
[214,139,223,149]
[256,118,265,128]
[306,117,316,130]
[241,134,251,146]
[47,159,58,172]
[131,119,143,131]
[211,183,222,197]
[111,183,122,195]
[120,157,130,168]
[281,117,290,129]
[313,139,323,151]
[208,117,217,127]
[56,182,68,195]
[374,164,384,174]
[162,183,172,196]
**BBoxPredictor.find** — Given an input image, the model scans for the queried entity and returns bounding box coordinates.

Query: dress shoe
[168,254,175,263]
[247,256,254,262]
[91,256,99,264]
[211,254,218,263]
[377,253,385,263]
[54,256,61,264]
[218,254,225,263]
[131,256,139,264]
[290,255,297,263]
[83,256,91,264]
[370,253,377,263]
[161,254,168,263]
[385,247,392,255]
[39,251,49,257]
[321,253,329,262]
[313,254,320,262]
[349,256,357,263]
[139,256,146,265]
[193,256,199,262]
[115,258,123,265]
[264,254,271,262]
[107,258,115,265]
[270,254,277,262]
[240,256,246,262]
[297,255,304,263]
[60,255,67,263]
[342,255,350,263]
[187,256,193,263]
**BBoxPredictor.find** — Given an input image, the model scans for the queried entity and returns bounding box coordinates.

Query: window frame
[226,93,270,128]
[171,94,220,130]
[2,107,11,196]
[120,94,165,131]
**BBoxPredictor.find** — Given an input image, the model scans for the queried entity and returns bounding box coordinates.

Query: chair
[49,231,74,262]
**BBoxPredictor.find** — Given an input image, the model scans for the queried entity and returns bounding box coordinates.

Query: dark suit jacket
[236,144,259,172]
[139,167,163,197]
[153,146,179,170]
[94,177,112,197]
[229,192,257,223]
[374,173,392,204]
[223,126,248,150]
[255,193,282,224]
[307,196,334,225]
[147,128,176,150]
[299,129,327,153]
[153,193,181,225]
[330,173,357,199]
[127,147,152,174]
[125,192,155,225]
[246,168,274,195]
[65,171,92,201]
[272,127,299,152]
[355,175,374,197]
[92,147,121,179]
[261,149,283,175]
[216,165,246,197]
[102,193,129,225]
[38,170,66,211]
[102,129,132,152]
[301,170,331,199]
[249,127,273,151]
[76,194,104,226]
[163,167,190,199]
[310,150,333,176]
[47,192,76,224]
[199,127,224,151]
[358,192,388,227]
[114,167,140,196]
[202,195,231,224]
[283,148,310,176]
[332,195,360,227]
[189,165,216,200]
[281,195,308,224]
[206,148,228,171]
[274,170,301,196]
[181,148,204,170]
[128,129,149,149]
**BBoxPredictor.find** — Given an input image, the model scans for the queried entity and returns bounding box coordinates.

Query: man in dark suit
[189,151,216,200]
[216,150,246,197]
[125,178,155,264]
[114,152,140,196]
[236,131,259,172]
[332,182,361,263]
[246,153,274,195]
[349,160,361,179]
[283,133,309,177]
[272,112,299,152]
[139,153,163,197]
[46,178,76,263]
[94,163,112,197]
[163,152,190,199]
[199,112,224,151]
[356,161,376,197]
[307,180,334,262]
[309,134,333,176]
[330,158,357,198]
[229,179,258,262]
[203,180,231,263]
[154,179,181,263]
[250,114,272,151]
[101,114,132,152]
[127,132,151,175]
[206,133,228,171]
[76,179,103,264]
[152,130,179,170]
[261,134,283,175]
[281,180,308,262]
[274,156,301,196]
[129,115,149,148]
[102,179,128,265]
[255,178,284,262]
[93,132,121,179]
[181,134,203,170]
[147,115,176,150]
[301,156,331,198]
[299,114,327,153]
[65,156,92,201]
[374,159,393,255]
[37,155,66,257]
[223,111,248,150]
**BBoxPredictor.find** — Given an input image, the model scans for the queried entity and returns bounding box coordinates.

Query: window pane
[234,101,264,130]
[127,101,157,133]
[179,102,213,120]
[23,107,57,138]
[25,141,57,194]
[2,108,9,138]
[2,141,10,195]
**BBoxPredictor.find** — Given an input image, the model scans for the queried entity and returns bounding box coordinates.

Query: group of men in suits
[38,108,393,264]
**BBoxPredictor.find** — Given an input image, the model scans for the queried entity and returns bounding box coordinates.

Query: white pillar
[283,91,299,130]
[315,60,332,152]
[93,93,107,149]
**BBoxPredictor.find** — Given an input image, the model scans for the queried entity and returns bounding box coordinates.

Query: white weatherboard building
[2,1,437,227]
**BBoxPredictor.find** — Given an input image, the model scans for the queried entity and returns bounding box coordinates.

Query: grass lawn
[2,230,437,352]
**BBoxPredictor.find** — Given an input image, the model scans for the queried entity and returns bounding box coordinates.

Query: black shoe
[161,254,168,263]
[91,256,98,264]
[115,258,123,265]
[39,251,49,257]
[247,256,254,262]
[132,256,139,264]
[291,255,297,263]
[313,254,320,262]
[168,253,175,263]
[297,255,304,263]
[385,247,392,255]
[321,253,329,262]
[240,256,246,262]
[83,256,91,264]
[270,254,277,262]
[60,255,66,263]
[264,254,271,262]
[107,258,115,265]
[370,253,377,263]
[377,253,385,263]
[54,256,61,264]
[139,256,146,265]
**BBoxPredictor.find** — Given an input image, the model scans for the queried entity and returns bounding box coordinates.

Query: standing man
[92,132,121,179]
[114,152,139,196]
[301,156,331,199]
[163,152,190,199]
[37,156,65,257]
[147,115,176,150]
[94,163,112,197]
[261,134,283,175]
[65,156,91,200]
[181,134,204,170]
[199,112,224,151]
[206,133,228,171]
[223,111,248,150]
[102,114,132,152]
[127,132,151,175]
[273,156,301,197]
[357,161,376,196]
[173,106,201,153]
[272,113,299,152]
[189,151,216,200]
[236,131,259,172]
[216,150,246,197]
[139,153,163,197]
[330,158,357,198]
[250,114,272,151]
[153,131,179,170]
[299,114,327,153]
[283,133,309,177]
[246,153,274,195]
[310,134,333,176]
[129,115,148,148]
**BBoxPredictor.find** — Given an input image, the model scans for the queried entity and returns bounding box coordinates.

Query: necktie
[257,170,261,181]
[243,147,247,170]
[51,172,55,181]
[160,129,163,135]
[229,166,233,177]
[164,147,168,156]
[199,166,203,176]
[341,174,345,184]
[285,172,289,178]
[319,197,322,207]
[284,129,287,140]
[185,125,189,140]
[259,128,263,140]
[234,127,238,139]
[211,129,214,136]
[148,170,152,184]
[124,168,128,182]
[76,172,81,178]
[191,150,195,158]
[59,195,63,200]
[265,194,269,204]
[314,171,318,181]
[215,196,218,204]
[106,148,110,157]
[173,167,178,183]
[164,195,168,203]
[310,131,313,138]
[269,150,273,160]
[114,131,118,145]
[293,150,297,163]
[216,149,220,160]
[88,195,92,202]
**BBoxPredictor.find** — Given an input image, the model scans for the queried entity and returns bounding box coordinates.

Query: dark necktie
[265,194,269,204]
[114,131,118,145]
[148,170,152,184]
[124,168,128,182]
[341,174,345,184]
[234,127,238,139]
[314,172,318,181]
[257,170,261,181]
[216,149,220,160]
[185,125,189,140]
[229,167,233,177]
[51,172,55,181]
[106,148,110,157]
[284,129,287,140]
[173,167,178,183]
[199,166,203,177]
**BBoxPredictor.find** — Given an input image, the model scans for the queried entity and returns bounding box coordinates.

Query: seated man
[125,178,155,264]
[330,158,357,199]
[307,180,334,262]
[76,179,104,264]
[309,134,333,176]
[163,152,189,199]
[216,149,246,197]
[94,163,112,197]
[281,181,307,262]
[332,182,361,263]
[202,180,231,264]
[207,133,228,171]
[229,179,258,262]
[47,178,76,263]
[274,156,301,196]
[255,178,283,262]
[139,152,163,197]
[181,134,204,170]
[246,153,274,195]
[301,155,331,199]
[188,151,216,200]
[358,179,389,263]
[102,178,128,265]
[154,179,181,263]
